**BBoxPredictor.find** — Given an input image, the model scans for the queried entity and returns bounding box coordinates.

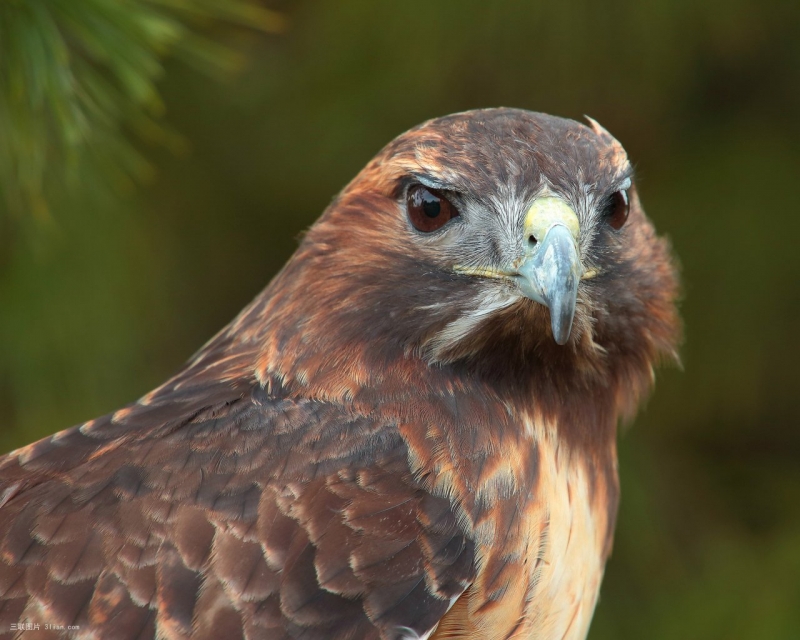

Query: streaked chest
[432,419,619,640]
[519,431,618,640]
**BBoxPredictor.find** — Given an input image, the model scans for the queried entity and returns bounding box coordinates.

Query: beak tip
[551,313,574,345]
[546,276,578,346]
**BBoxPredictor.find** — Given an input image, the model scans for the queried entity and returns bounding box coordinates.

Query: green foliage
[0,0,284,220]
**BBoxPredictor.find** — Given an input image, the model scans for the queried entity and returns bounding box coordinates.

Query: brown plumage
[0,109,680,640]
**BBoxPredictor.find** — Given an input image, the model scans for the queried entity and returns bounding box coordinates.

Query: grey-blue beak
[516,198,582,345]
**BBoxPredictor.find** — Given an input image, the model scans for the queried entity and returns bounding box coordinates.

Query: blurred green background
[2,1,799,638]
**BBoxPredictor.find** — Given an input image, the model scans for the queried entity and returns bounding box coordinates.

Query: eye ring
[604,188,630,230]
[407,185,459,232]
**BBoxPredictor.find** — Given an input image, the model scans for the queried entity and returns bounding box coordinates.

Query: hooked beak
[516,197,582,345]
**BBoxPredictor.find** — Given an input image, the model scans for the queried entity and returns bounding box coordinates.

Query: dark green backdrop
[2,2,799,638]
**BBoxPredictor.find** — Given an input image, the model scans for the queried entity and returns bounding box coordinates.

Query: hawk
[0,109,680,640]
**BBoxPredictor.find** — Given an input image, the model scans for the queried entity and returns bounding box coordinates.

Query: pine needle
[0,0,285,221]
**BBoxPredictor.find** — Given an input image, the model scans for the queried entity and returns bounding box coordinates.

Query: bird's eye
[407,185,459,232]
[604,189,630,230]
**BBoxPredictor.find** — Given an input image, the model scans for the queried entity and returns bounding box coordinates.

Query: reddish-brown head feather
[217,108,681,448]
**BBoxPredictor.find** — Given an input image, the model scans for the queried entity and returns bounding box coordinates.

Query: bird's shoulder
[0,373,476,640]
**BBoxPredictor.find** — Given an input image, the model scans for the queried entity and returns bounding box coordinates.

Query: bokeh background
[2,1,799,638]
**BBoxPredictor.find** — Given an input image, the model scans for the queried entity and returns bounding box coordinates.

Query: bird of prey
[0,109,680,640]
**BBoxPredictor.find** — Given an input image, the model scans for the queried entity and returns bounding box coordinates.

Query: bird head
[248,108,680,414]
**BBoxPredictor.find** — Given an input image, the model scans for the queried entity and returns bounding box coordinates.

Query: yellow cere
[524,197,581,242]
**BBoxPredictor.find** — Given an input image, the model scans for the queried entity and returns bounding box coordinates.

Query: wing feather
[0,375,475,639]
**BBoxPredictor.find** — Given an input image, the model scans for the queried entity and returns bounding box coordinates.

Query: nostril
[528,235,538,246]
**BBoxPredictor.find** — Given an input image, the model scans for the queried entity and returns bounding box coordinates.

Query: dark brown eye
[407,185,458,232]
[605,189,630,230]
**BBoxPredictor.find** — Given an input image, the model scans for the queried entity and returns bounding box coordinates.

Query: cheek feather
[420,288,518,364]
